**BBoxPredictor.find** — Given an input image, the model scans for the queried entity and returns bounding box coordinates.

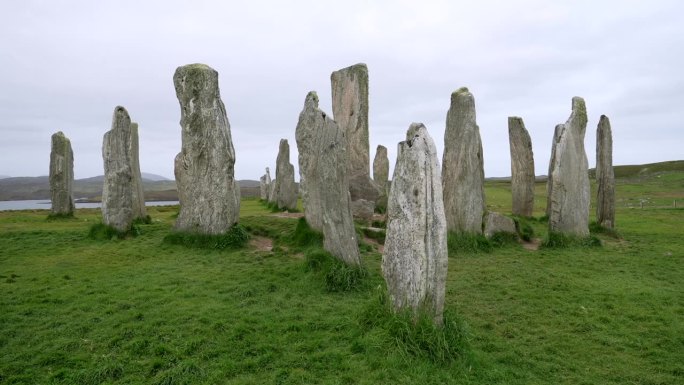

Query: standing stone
[331,63,380,211]
[259,174,268,200]
[546,124,563,218]
[129,122,147,220]
[295,92,325,231]
[102,106,134,232]
[547,97,590,236]
[383,123,448,326]
[442,87,486,234]
[173,63,240,234]
[295,91,360,265]
[271,139,297,211]
[49,131,74,216]
[508,117,535,217]
[373,144,389,209]
[596,115,615,229]
[265,167,273,202]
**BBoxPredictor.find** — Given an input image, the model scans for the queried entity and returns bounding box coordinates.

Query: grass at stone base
[0,198,683,384]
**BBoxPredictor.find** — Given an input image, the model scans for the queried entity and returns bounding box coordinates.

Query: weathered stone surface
[129,122,147,220]
[102,106,134,232]
[546,124,563,218]
[173,63,240,234]
[508,117,535,217]
[271,139,297,211]
[49,131,74,215]
[261,167,271,200]
[351,199,374,222]
[331,63,380,205]
[373,144,389,209]
[259,174,268,200]
[596,115,615,229]
[483,212,517,238]
[383,123,448,325]
[294,91,361,265]
[547,97,590,236]
[442,87,486,234]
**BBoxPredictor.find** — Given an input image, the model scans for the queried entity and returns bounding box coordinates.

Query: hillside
[0,175,261,201]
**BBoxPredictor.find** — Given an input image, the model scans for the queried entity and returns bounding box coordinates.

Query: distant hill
[589,160,684,179]
[141,172,171,181]
[0,175,10,179]
[0,174,260,201]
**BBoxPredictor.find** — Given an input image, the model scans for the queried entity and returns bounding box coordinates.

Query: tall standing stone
[547,97,590,236]
[383,123,448,326]
[331,63,380,210]
[102,106,134,232]
[373,144,389,208]
[442,87,486,234]
[508,117,535,217]
[296,92,325,231]
[546,124,563,218]
[49,131,74,216]
[129,122,147,220]
[596,115,615,229]
[271,139,297,211]
[259,173,269,200]
[295,91,360,265]
[173,63,240,234]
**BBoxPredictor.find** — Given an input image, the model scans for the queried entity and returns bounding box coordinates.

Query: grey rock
[295,91,361,266]
[373,144,389,209]
[259,174,268,200]
[596,115,615,229]
[331,63,380,206]
[271,139,297,211]
[483,212,517,238]
[351,199,375,222]
[383,123,448,325]
[49,131,74,215]
[546,124,563,218]
[547,97,590,236]
[265,167,273,202]
[508,117,535,217]
[442,87,486,234]
[102,106,134,232]
[173,63,240,234]
[129,122,147,220]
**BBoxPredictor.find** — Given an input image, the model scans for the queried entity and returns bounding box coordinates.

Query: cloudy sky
[1,0,682,180]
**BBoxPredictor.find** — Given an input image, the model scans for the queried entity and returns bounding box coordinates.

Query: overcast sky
[1,0,682,180]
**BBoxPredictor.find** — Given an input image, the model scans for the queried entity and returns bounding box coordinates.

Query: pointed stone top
[376,144,387,152]
[52,131,67,139]
[568,96,588,135]
[599,114,610,123]
[278,138,290,155]
[114,105,129,116]
[450,87,474,106]
[305,91,319,109]
[266,167,270,173]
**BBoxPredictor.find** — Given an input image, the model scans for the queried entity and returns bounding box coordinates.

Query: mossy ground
[1,173,683,384]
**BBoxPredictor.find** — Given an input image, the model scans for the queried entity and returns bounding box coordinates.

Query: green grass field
[1,173,683,384]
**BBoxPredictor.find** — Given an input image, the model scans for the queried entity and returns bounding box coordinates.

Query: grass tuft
[541,231,602,248]
[489,231,519,247]
[133,215,152,225]
[288,217,323,248]
[359,288,473,366]
[162,224,249,250]
[88,222,139,240]
[589,221,621,238]
[305,249,368,292]
[447,232,493,254]
[512,216,535,241]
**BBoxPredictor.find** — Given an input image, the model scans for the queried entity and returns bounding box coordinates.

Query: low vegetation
[1,170,683,384]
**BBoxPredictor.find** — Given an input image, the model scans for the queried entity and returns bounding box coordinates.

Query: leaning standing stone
[295,91,360,265]
[442,87,486,234]
[129,122,147,220]
[508,117,535,217]
[547,97,590,236]
[596,115,615,229]
[331,63,380,209]
[49,131,74,216]
[102,106,134,232]
[271,139,297,211]
[173,63,240,234]
[383,123,448,325]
